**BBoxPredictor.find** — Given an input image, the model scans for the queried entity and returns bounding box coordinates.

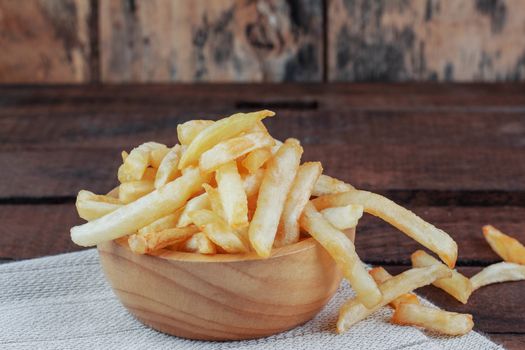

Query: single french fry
[274,162,322,247]
[242,168,265,198]
[199,132,275,173]
[202,183,225,220]
[249,138,303,257]
[128,226,199,254]
[312,174,354,197]
[118,142,169,182]
[76,190,122,221]
[300,202,382,308]
[470,262,525,291]
[312,190,458,269]
[121,150,129,162]
[138,210,183,235]
[411,250,472,304]
[321,205,363,230]
[154,144,182,188]
[391,304,473,336]
[483,225,525,265]
[216,161,249,229]
[177,193,210,227]
[337,265,452,333]
[177,120,214,145]
[369,267,419,309]
[150,146,170,168]
[119,180,155,204]
[178,110,275,169]
[241,147,273,174]
[189,209,249,253]
[181,232,217,254]
[71,167,206,247]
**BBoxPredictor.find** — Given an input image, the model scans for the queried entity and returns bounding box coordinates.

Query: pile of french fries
[70,110,525,337]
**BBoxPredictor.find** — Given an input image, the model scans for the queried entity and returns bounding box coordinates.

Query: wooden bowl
[97,233,351,340]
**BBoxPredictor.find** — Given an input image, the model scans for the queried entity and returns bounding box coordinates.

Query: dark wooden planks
[386,266,525,334]
[489,334,525,350]
[99,0,323,82]
[0,0,92,83]
[328,0,525,82]
[2,204,523,264]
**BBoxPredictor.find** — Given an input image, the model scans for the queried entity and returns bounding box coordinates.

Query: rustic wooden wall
[0,0,92,83]
[0,0,524,83]
[329,0,525,82]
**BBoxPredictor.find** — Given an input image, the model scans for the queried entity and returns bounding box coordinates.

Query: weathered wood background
[1,0,524,83]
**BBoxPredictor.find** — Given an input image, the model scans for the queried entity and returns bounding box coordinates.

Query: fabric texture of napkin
[0,249,504,350]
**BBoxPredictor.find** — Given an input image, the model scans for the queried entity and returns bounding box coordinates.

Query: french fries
[176,193,210,228]
[470,262,525,291]
[300,203,382,308]
[321,205,363,230]
[138,211,182,235]
[312,174,354,197]
[199,132,275,173]
[242,168,265,198]
[128,226,199,254]
[177,120,214,145]
[249,139,303,257]
[337,265,451,333]
[118,180,155,204]
[154,144,182,189]
[368,267,419,309]
[189,209,249,253]
[178,110,275,168]
[391,304,473,336]
[483,225,525,265]
[312,190,458,268]
[71,167,206,246]
[76,190,122,221]
[180,232,216,254]
[275,162,322,247]
[216,161,248,229]
[241,147,272,174]
[411,250,472,304]
[202,183,225,219]
[118,142,169,182]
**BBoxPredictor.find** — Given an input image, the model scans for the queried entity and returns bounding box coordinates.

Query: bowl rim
[102,236,321,263]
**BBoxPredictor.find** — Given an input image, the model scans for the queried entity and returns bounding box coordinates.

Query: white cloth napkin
[0,249,503,350]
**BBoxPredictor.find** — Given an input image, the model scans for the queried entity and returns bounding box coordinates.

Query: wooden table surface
[1,83,524,348]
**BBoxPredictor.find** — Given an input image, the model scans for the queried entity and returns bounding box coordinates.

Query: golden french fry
[202,183,225,220]
[300,202,382,308]
[76,190,122,221]
[321,205,363,230]
[312,174,354,197]
[138,210,183,235]
[411,250,472,304]
[312,190,458,269]
[71,167,206,247]
[154,145,182,189]
[177,193,210,228]
[275,162,322,247]
[391,303,474,336]
[178,110,275,169]
[189,209,249,253]
[181,232,217,254]
[216,161,248,229]
[241,147,273,174]
[249,138,303,257]
[337,264,451,333]
[483,225,525,265]
[242,168,265,198]
[199,132,275,173]
[470,262,525,291]
[150,146,170,168]
[118,142,169,182]
[118,180,155,204]
[177,120,214,145]
[369,267,419,309]
[121,150,129,162]
[128,226,199,254]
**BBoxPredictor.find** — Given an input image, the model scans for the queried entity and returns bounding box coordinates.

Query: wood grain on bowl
[97,235,349,340]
